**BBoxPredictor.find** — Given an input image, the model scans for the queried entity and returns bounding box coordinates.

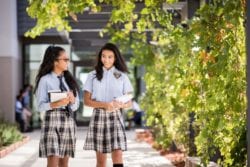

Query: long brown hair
[34,46,79,96]
[95,43,128,81]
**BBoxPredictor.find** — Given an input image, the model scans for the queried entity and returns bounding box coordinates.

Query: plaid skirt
[83,108,127,153]
[39,110,76,158]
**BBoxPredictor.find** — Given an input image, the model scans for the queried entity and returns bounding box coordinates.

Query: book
[115,94,133,103]
[48,90,68,103]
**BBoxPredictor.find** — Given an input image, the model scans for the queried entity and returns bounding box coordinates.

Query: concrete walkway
[0,127,174,167]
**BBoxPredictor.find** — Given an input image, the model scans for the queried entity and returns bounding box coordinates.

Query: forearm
[50,101,64,109]
[84,91,108,109]
[70,98,79,111]
[50,97,70,109]
[121,100,132,109]
[68,92,80,111]
[85,99,107,109]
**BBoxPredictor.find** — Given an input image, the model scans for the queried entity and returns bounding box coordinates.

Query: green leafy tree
[26,0,246,166]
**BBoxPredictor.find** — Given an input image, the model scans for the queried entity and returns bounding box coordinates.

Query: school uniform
[83,66,133,153]
[15,99,25,132]
[36,72,79,158]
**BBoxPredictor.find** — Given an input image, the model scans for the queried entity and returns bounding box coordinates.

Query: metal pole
[247,0,250,166]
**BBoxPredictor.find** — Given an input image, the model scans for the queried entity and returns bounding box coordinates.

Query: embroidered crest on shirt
[113,71,121,79]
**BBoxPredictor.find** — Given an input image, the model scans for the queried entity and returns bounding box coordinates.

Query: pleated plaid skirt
[83,108,127,153]
[39,110,76,158]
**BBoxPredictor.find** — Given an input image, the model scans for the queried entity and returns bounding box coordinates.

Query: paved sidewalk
[0,127,174,167]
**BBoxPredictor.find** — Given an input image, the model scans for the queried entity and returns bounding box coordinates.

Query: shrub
[0,120,23,148]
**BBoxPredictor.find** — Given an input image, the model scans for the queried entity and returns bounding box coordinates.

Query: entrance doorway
[72,59,95,125]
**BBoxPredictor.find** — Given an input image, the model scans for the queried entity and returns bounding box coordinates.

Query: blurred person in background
[15,93,25,132]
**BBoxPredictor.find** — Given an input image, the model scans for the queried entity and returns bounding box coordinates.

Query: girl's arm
[50,98,70,109]
[84,91,115,111]
[68,91,79,111]
[121,100,132,109]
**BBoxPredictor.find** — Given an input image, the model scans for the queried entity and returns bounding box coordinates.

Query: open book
[115,94,133,103]
[48,90,68,103]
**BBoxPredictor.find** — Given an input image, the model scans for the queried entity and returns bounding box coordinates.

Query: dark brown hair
[34,46,79,96]
[95,43,128,81]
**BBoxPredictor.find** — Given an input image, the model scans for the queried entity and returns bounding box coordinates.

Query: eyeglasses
[56,58,70,62]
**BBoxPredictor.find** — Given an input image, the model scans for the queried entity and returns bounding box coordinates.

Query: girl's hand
[105,101,115,111]
[113,101,123,109]
[50,96,70,109]
[105,100,130,112]
[121,100,132,109]
[58,97,70,106]
[68,91,75,104]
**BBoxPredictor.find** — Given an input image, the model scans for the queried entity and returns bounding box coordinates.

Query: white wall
[0,0,21,122]
[0,0,19,58]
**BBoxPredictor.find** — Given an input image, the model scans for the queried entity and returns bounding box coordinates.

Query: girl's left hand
[113,101,123,109]
[122,100,132,109]
[68,91,75,104]
[113,100,132,109]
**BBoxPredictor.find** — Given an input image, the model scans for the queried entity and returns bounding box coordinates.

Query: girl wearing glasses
[34,46,79,167]
[83,43,133,167]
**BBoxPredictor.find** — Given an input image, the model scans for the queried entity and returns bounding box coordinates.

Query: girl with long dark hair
[34,46,79,167]
[83,43,133,167]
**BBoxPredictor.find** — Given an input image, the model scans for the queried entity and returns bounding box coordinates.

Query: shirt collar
[51,71,64,78]
[103,66,115,73]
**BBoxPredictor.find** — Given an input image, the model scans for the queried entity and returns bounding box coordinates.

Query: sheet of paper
[49,91,68,102]
[115,94,133,103]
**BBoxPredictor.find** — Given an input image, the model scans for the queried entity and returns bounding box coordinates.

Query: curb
[185,157,219,167]
[0,136,30,158]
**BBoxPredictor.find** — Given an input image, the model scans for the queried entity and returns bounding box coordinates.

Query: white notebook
[115,94,133,103]
[48,90,68,102]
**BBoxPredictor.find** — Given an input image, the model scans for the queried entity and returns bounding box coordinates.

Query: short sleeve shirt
[36,72,79,112]
[83,66,133,102]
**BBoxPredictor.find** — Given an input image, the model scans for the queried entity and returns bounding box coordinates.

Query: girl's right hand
[58,97,70,106]
[50,96,70,109]
[105,102,114,112]
[105,101,123,112]
[105,101,115,112]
